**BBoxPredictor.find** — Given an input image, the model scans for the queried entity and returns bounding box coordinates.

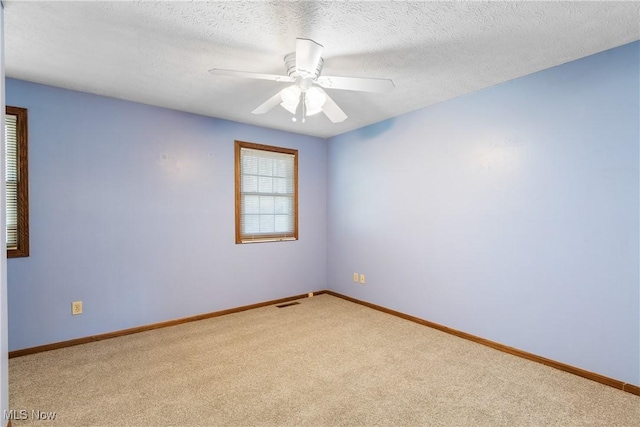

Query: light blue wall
[327,42,640,385]
[6,79,327,351]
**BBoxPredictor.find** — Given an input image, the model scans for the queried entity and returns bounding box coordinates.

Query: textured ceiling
[4,1,640,138]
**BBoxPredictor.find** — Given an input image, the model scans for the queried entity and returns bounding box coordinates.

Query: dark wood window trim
[6,106,29,258]
[235,140,298,244]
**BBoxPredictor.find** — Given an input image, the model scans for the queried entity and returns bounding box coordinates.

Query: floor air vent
[276,302,300,308]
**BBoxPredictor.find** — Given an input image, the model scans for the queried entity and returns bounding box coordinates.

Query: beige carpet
[8,294,640,426]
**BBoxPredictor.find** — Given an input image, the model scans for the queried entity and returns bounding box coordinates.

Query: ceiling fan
[209,38,395,123]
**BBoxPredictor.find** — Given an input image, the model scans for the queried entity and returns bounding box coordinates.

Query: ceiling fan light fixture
[304,87,327,116]
[305,107,323,116]
[280,85,301,114]
[281,101,298,115]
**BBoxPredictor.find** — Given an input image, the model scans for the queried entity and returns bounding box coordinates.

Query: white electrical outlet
[308,292,314,298]
[353,273,359,282]
[359,274,366,284]
[71,301,83,315]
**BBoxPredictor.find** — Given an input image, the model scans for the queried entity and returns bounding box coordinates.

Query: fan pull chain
[301,92,307,123]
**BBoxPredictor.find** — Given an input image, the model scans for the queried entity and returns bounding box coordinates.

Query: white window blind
[237,143,297,243]
[5,114,18,249]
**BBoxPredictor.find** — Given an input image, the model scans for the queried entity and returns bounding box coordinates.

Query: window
[5,106,29,257]
[235,140,298,243]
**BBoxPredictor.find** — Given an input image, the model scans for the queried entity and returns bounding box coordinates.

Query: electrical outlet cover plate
[359,274,365,284]
[72,301,83,315]
[353,273,359,282]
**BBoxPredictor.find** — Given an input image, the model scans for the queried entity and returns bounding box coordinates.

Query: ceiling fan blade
[317,88,347,123]
[316,75,395,93]
[251,90,285,114]
[296,38,323,77]
[209,68,294,83]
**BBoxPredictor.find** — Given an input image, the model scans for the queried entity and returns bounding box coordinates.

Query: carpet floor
[8,294,640,426]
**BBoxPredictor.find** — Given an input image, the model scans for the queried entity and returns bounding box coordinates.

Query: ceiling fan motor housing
[284,52,324,80]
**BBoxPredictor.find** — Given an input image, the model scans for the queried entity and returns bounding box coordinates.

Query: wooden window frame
[6,106,29,258]
[235,140,298,244]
